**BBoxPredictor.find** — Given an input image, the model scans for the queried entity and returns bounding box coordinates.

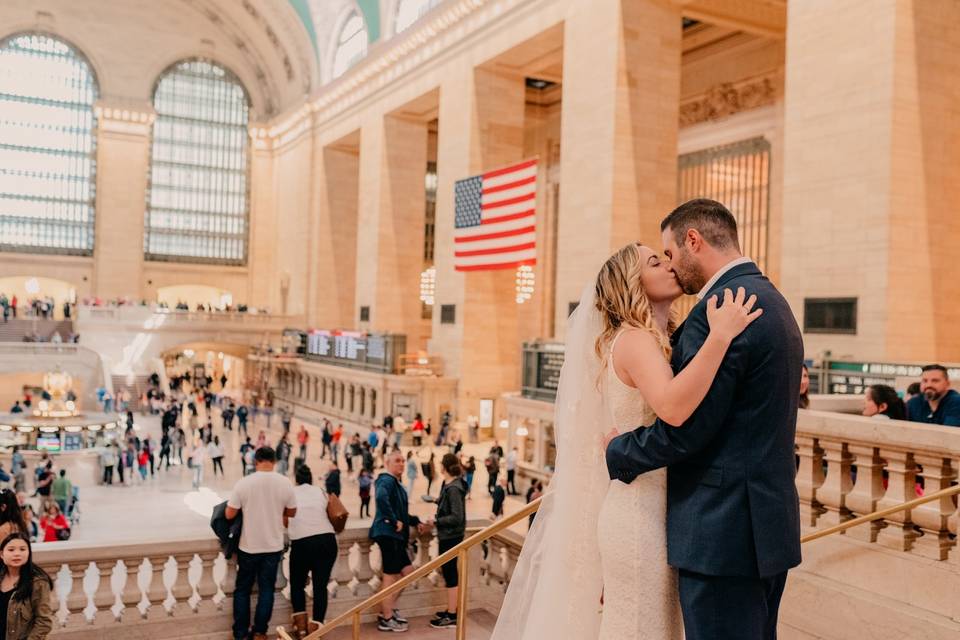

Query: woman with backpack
[286,465,338,638]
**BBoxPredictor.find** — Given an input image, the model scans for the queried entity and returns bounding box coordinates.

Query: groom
[605,199,803,639]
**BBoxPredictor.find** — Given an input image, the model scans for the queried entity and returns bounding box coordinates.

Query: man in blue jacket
[370,450,417,632]
[905,364,960,426]
[605,199,803,639]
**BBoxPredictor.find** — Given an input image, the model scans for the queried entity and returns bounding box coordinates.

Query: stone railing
[76,305,301,331]
[796,410,960,561]
[37,521,487,639]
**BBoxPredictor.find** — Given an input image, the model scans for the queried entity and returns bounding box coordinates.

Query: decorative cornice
[95,103,155,136]
[679,74,779,127]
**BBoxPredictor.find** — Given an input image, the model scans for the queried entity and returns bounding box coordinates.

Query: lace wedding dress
[596,330,683,640]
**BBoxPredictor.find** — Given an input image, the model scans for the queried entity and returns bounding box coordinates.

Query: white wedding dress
[490,286,681,640]
[597,330,683,640]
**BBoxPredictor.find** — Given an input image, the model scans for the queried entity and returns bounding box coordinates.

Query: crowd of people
[0,293,73,321]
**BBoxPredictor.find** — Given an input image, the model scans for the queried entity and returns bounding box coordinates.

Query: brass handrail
[280,482,960,639]
[280,496,543,640]
[800,483,960,543]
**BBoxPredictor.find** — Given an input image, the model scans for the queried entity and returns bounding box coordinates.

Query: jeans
[192,465,203,489]
[289,534,337,622]
[102,465,114,485]
[233,550,283,639]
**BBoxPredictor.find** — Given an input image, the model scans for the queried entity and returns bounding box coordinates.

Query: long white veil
[490,284,614,639]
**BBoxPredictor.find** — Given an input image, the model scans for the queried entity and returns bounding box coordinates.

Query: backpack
[485,456,496,471]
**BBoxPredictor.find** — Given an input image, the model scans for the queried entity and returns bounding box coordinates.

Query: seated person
[905,365,960,427]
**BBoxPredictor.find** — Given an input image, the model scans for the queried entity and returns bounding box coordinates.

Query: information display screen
[37,435,61,452]
[305,330,398,373]
[63,433,83,451]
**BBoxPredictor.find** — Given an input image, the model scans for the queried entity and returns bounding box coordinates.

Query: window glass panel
[332,12,368,79]
[0,33,98,255]
[395,0,440,33]
[145,59,249,265]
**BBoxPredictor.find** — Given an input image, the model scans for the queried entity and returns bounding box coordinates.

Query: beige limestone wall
[271,132,314,316]
[554,0,682,337]
[248,143,279,311]
[91,123,149,299]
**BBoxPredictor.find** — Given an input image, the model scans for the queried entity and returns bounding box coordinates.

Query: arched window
[146,59,249,264]
[0,33,98,255]
[395,0,440,34]
[332,11,367,79]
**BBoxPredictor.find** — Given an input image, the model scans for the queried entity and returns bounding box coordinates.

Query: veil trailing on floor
[490,283,615,640]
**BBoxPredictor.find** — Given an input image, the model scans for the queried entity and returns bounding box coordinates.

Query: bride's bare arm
[612,287,760,427]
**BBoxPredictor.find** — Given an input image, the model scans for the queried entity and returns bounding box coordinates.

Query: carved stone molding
[679,74,779,127]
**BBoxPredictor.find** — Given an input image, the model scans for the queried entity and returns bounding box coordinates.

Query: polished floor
[63,402,533,546]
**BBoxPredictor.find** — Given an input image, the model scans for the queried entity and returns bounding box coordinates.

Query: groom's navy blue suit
[606,261,803,639]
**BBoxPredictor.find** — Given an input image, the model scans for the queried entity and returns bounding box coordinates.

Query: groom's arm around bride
[605,199,804,640]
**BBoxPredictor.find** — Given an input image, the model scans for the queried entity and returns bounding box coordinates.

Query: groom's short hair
[661,199,740,251]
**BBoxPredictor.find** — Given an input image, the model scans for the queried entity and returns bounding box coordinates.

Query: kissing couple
[490,199,803,640]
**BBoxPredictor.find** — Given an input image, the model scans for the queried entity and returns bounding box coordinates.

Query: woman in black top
[427,454,467,629]
[0,533,53,639]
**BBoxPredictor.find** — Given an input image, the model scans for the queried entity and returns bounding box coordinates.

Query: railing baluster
[196,550,220,614]
[64,561,89,627]
[845,444,886,542]
[170,553,195,615]
[92,559,118,624]
[120,557,144,621]
[353,540,376,597]
[876,449,918,552]
[145,554,169,619]
[795,435,825,526]
[912,455,956,560]
[818,439,853,528]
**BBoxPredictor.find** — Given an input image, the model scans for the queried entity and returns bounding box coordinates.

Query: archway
[0,276,77,320]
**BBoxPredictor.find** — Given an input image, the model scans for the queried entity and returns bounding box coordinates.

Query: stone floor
[61,404,533,546]
[321,609,498,639]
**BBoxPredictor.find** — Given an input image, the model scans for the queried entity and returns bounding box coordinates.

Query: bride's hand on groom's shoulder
[706,286,763,344]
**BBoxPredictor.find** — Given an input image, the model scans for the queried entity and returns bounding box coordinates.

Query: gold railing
[282,481,960,639]
[800,483,960,544]
[279,496,543,640]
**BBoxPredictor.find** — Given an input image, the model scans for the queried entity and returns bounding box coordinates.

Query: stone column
[247,129,278,311]
[354,115,429,347]
[554,0,682,337]
[91,104,152,299]
[781,0,960,361]
[311,137,360,328]
[429,65,526,416]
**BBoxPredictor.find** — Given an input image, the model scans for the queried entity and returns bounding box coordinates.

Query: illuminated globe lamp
[35,368,80,418]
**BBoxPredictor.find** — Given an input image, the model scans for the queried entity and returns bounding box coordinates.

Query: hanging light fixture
[419,266,436,306]
[515,264,535,304]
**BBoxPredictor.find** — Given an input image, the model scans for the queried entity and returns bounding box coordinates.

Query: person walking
[209,436,225,477]
[324,462,341,498]
[51,470,72,515]
[404,451,418,498]
[225,447,297,640]
[427,454,468,629]
[463,456,476,501]
[276,435,292,476]
[491,477,506,520]
[297,426,310,459]
[330,423,343,464]
[423,452,437,497]
[321,423,332,460]
[506,447,519,495]
[358,470,372,519]
[286,465,337,637]
[190,438,207,489]
[0,533,53,639]
[100,446,116,486]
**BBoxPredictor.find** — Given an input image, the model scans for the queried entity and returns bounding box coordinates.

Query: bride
[490,242,760,640]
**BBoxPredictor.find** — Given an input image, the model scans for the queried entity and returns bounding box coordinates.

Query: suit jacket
[605,261,803,577]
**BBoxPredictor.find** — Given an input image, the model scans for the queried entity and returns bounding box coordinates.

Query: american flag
[453,158,538,272]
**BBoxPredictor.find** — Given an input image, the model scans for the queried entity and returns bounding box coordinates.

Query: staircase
[0,318,73,342]
[110,374,154,410]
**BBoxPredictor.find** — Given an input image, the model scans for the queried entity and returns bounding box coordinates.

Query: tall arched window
[146,59,249,265]
[332,11,368,79]
[0,33,98,255]
[395,0,440,34]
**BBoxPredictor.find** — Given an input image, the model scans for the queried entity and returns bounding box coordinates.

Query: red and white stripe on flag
[453,158,537,272]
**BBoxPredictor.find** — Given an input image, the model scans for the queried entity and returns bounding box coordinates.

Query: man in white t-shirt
[225,446,297,640]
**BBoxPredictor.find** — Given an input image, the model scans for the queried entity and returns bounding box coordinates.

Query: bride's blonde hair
[594,242,676,366]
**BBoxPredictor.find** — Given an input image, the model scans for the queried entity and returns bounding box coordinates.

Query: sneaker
[432,611,449,621]
[393,609,409,624]
[377,616,408,633]
[430,614,457,629]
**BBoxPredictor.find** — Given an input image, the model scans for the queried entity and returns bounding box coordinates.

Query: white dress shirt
[696,257,753,300]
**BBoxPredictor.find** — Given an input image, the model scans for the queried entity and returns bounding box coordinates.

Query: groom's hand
[602,428,619,452]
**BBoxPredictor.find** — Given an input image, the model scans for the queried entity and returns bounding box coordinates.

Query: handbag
[56,527,71,541]
[326,491,349,534]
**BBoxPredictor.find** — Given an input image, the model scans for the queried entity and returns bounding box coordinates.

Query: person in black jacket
[427,454,467,628]
[324,462,341,497]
